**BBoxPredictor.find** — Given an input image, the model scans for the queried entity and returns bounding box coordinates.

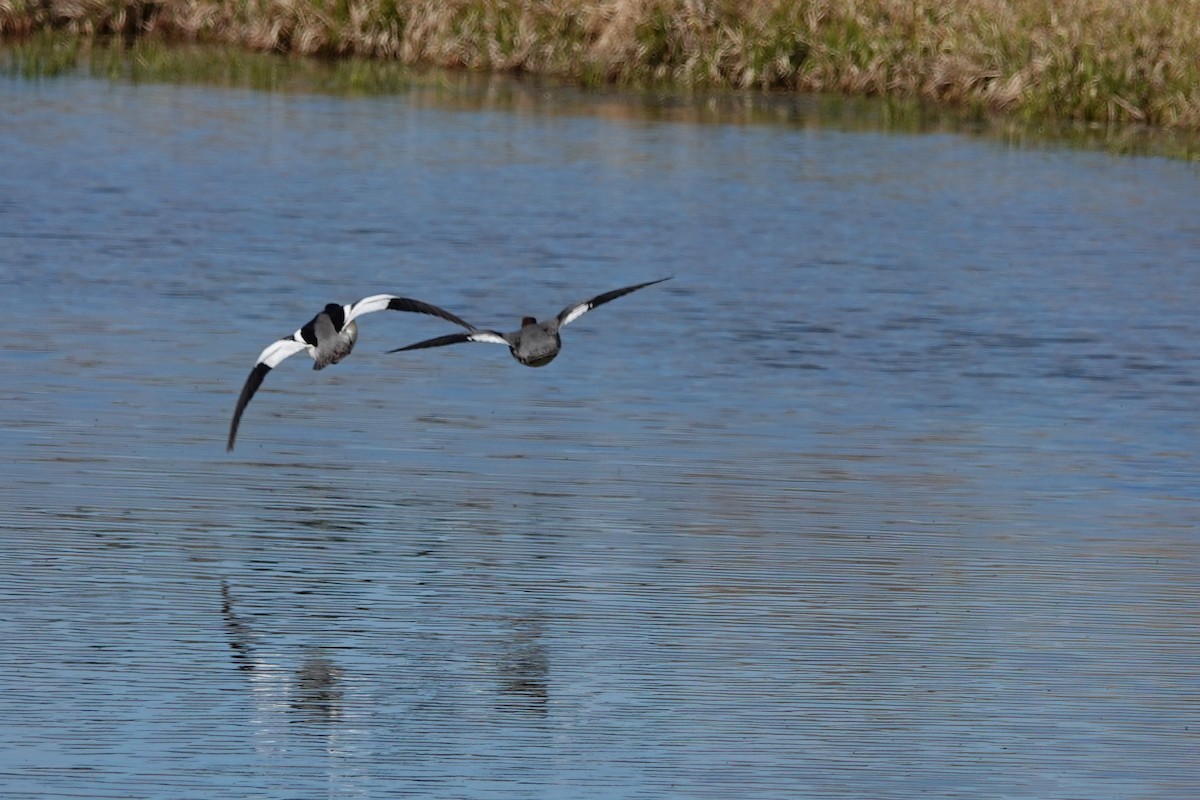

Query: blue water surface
[1,70,1198,799]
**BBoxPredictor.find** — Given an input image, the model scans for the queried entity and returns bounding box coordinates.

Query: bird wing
[257,335,309,369]
[556,277,673,329]
[226,337,307,451]
[386,329,510,354]
[345,294,477,331]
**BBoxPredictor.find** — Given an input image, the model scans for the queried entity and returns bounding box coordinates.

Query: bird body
[307,304,357,370]
[227,294,472,450]
[388,277,671,367]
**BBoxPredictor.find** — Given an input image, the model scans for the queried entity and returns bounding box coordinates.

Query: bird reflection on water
[495,619,549,716]
[221,581,344,723]
[293,656,345,721]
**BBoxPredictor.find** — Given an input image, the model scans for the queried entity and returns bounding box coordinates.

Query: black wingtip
[227,363,272,452]
[385,296,476,332]
[560,276,675,326]
[384,331,477,354]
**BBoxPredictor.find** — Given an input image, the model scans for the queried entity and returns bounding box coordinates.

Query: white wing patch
[557,302,592,329]
[468,331,511,345]
[255,337,308,369]
[344,294,394,323]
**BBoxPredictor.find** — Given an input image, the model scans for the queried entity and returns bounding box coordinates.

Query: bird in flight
[227,294,473,451]
[386,277,672,368]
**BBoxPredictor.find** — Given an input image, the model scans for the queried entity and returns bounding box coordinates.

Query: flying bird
[227,294,473,450]
[386,277,672,367]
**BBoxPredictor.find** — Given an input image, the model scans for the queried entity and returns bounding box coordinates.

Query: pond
[1,48,1198,799]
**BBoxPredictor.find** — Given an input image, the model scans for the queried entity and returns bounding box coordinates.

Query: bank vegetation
[3,0,1199,128]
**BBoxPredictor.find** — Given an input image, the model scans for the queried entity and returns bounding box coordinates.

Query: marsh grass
[7,33,1197,161]
[4,0,1200,128]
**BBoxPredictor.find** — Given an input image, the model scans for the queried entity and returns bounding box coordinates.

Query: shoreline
[4,1,1200,130]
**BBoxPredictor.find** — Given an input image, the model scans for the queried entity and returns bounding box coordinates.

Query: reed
[4,0,1200,128]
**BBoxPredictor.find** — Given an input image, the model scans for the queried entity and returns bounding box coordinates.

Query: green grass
[6,32,1198,159]
[4,0,1200,129]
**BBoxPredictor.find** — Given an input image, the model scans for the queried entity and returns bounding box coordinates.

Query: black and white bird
[227,294,473,451]
[386,277,672,368]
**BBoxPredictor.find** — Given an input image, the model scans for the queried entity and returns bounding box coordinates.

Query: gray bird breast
[519,351,559,367]
[313,321,358,370]
[514,329,561,367]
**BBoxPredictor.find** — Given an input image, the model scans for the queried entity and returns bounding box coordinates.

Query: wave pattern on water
[1,74,1199,799]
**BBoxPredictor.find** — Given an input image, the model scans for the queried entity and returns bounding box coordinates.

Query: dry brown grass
[4,0,1200,127]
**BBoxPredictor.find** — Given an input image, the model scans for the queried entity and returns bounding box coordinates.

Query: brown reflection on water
[5,36,1197,159]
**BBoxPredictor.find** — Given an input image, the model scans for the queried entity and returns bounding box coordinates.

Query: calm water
[1,65,1198,799]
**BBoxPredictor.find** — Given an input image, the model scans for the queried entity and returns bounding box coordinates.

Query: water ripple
[1,71,1198,800]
